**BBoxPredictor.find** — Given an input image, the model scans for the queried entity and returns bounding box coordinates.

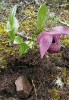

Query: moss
[49,88,61,100]
[20,6,37,35]
[0,22,19,70]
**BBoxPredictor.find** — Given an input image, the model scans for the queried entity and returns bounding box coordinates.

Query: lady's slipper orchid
[37,26,69,58]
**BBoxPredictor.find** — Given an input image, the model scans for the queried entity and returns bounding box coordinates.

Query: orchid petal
[49,26,69,35]
[53,35,60,43]
[49,26,69,43]
[47,42,61,53]
[37,31,49,43]
[37,26,69,58]
[37,31,53,58]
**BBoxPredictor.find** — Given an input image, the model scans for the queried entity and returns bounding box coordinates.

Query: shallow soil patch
[0,44,69,100]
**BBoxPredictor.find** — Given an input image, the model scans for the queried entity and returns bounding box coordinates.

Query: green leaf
[11,17,19,34]
[9,5,17,26]
[5,17,19,43]
[37,3,47,30]
[13,17,19,30]
[14,36,23,44]
[8,29,16,42]
[4,21,12,32]
[19,43,29,55]
[5,17,19,32]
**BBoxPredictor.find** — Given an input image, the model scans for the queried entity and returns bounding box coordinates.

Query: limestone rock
[15,76,32,98]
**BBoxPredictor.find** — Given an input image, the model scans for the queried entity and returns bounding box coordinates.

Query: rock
[8,97,19,100]
[15,76,32,98]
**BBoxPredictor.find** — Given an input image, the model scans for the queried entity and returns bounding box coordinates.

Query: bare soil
[0,44,69,100]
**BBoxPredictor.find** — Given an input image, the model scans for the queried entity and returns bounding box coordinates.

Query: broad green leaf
[14,36,23,44]
[19,43,29,55]
[5,17,19,42]
[5,17,19,32]
[5,23,16,42]
[11,17,19,34]
[9,30,17,42]
[5,5,19,43]
[4,22,12,32]
[13,17,19,30]
[9,5,17,26]
[8,29,16,42]
[37,3,47,30]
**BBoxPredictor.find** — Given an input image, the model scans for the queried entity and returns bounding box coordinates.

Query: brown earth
[0,44,69,100]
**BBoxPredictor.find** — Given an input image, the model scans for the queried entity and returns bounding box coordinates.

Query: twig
[17,32,32,40]
[32,80,37,100]
[58,20,69,28]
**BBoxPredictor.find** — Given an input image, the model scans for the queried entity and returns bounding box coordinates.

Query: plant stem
[28,29,39,45]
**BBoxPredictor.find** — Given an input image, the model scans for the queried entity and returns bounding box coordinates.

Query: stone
[15,76,32,98]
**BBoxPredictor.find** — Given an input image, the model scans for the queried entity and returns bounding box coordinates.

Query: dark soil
[0,44,69,100]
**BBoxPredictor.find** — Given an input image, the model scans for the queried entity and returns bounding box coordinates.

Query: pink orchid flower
[37,26,69,58]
